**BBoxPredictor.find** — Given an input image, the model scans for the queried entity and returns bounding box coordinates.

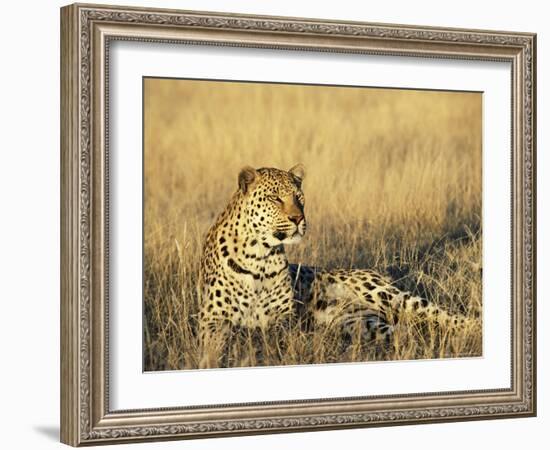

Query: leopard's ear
[289,164,305,182]
[238,166,257,194]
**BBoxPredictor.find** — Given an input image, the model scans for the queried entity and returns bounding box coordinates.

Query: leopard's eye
[269,195,283,204]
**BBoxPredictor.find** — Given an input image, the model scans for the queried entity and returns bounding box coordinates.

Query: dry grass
[143,79,482,371]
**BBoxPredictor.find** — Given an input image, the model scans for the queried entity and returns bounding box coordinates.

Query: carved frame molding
[61,3,536,446]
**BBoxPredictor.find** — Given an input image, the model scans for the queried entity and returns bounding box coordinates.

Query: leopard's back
[289,263,475,342]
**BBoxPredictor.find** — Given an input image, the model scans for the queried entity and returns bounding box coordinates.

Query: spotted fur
[289,265,471,344]
[199,165,306,367]
[199,165,474,368]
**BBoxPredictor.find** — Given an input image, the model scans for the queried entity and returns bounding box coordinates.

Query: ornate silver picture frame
[60,3,536,446]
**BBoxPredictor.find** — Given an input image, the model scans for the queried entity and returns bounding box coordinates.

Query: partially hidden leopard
[198,165,476,368]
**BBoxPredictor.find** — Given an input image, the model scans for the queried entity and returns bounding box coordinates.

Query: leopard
[198,165,476,368]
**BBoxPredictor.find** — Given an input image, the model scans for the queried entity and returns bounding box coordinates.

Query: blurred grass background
[144,78,482,371]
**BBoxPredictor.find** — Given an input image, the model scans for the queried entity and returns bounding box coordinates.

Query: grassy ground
[143,79,482,371]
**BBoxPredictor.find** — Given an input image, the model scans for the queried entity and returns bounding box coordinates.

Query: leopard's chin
[281,231,304,245]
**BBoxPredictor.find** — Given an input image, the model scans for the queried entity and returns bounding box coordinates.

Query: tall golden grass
[144,78,482,371]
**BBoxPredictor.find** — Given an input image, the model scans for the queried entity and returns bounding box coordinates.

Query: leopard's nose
[288,214,304,225]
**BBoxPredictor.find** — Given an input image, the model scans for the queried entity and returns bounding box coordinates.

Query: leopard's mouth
[273,230,288,241]
[273,223,306,243]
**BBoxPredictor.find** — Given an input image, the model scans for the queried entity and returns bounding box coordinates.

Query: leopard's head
[238,164,306,247]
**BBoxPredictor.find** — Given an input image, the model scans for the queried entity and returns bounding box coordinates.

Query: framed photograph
[60,3,536,446]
